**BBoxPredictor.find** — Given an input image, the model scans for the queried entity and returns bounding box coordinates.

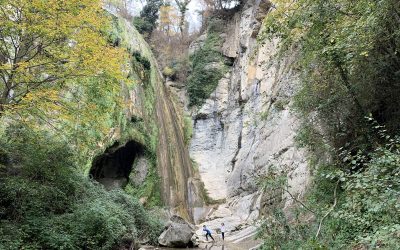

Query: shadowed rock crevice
[90,141,145,189]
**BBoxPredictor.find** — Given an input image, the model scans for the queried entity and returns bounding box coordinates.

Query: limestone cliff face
[178,0,311,235]
[93,12,203,221]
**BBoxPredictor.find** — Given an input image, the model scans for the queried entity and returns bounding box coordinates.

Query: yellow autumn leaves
[0,0,133,160]
[0,0,128,115]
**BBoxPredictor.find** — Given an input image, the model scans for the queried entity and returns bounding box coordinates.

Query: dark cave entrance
[89,140,145,189]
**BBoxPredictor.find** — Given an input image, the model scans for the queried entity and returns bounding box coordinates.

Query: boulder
[158,215,195,248]
[190,234,200,247]
[189,33,207,55]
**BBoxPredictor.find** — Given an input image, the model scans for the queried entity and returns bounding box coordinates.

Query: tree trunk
[335,61,366,115]
[0,101,4,118]
[0,86,11,118]
[179,11,185,35]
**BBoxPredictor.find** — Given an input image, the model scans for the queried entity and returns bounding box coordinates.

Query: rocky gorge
[2,0,397,249]
[157,0,311,247]
[97,1,311,248]
[106,0,315,248]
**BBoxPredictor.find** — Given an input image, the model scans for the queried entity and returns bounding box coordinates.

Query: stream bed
[141,240,261,250]
[141,245,235,250]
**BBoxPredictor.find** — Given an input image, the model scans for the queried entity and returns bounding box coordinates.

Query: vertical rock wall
[186,0,311,233]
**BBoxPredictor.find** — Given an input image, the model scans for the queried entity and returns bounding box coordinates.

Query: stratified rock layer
[184,0,310,236]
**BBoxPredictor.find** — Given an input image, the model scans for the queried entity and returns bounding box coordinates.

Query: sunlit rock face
[186,0,310,229]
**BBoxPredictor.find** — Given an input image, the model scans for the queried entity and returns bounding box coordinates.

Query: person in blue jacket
[203,225,215,241]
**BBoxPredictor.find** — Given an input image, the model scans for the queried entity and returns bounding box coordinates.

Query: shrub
[258,0,400,248]
[162,66,176,79]
[183,116,193,145]
[257,131,400,249]
[0,126,162,249]
[187,18,228,107]
[133,17,155,37]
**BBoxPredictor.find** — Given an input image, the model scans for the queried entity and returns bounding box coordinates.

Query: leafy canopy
[258,0,400,248]
[0,126,162,249]
[261,0,400,152]
[133,0,164,36]
[0,0,126,115]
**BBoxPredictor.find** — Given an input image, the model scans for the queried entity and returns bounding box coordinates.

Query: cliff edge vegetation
[257,0,400,249]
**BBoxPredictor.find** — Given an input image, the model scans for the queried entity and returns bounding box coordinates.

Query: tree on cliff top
[0,0,126,117]
[173,0,191,35]
[134,0,164,37]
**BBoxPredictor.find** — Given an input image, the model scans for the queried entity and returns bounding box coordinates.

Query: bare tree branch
[316,180,340,238]
[280,187,316,214]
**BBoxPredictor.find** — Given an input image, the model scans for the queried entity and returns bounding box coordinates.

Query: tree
[202,0,242,11]
[0,0,125,117]
[174,0,191,35]
[159,4,180,36]
[150,2,194,82]
[134,0,164,36]
[258,1,400,247]
[262,0,400,151]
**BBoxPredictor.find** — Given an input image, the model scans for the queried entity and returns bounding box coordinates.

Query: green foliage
[0,0,126,116]
[257,166,316,250]
[257,208,318,250]
[133,0,164,36]
[187,18,228,107]
[333,133,400,247]
[132,51,151,71]
[261,0,400,153]
[133,16,155,36]
[107,15,124,47]
[0,7,165,250]
[260,110,269,121]
[0,12,131,169]
[125,152,162,208]
[118,48,161,208]
[183,115,193,145]
[258,0,400,248]
[162,66,176,78]
[0,127,162,249]
[131,51,152,83]
[312,131,400,249]
[257,131,400,249]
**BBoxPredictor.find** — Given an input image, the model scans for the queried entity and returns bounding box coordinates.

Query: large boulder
[158,215,196,248]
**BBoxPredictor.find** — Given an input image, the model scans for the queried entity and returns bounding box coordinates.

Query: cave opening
[89,140,145,189]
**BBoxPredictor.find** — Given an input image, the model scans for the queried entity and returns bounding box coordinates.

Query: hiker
[221,222,226,241]
[203,225,215,241]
